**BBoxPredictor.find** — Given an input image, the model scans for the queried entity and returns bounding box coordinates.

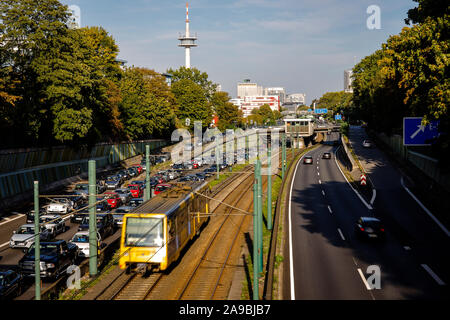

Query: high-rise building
[264,87,286,105]
[232,96,280,118]
[344,70,353,93]
[286,93,306,105]
[237,80,263,98]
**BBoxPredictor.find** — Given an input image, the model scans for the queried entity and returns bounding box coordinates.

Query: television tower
[178,2,197,68]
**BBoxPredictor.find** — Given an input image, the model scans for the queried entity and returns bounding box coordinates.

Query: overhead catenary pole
[282,133,286,179]
[34,181,41,300]
[267,147,272,230]
[88,160,97,276]
[145,145,151,201]
[256,160,263,274]
[252,181,259,300]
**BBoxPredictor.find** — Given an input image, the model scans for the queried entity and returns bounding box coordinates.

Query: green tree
[212,91,243,131]
[405,0,450,25]
[171,78,212,129]
[166,66,217,101]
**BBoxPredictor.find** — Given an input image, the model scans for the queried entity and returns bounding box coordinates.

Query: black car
[105,178,121,190]
[0,270,22,300]
[79,214,115,239]
[303,156,313,164]
[26,208,47,224]
[129,198,144,207]
[355,217,385,240]
[322,152,331,159]
[19,240,79,280]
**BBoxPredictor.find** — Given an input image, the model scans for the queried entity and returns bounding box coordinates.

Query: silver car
[39,215,66,237]
[10,224,52,249]
[114,188,132,205]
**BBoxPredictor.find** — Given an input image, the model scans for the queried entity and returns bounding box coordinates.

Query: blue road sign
[335,115,342,120]
[315,108,328,114]
[403,117,440,146]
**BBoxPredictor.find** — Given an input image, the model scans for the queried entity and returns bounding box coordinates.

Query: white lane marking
[337,228,346,241]
[317,172,320,176]
[404,246,411,251]
[0,213,25,227]
[317,166,319,170]
[421,264,446,286]
[357,268,373,290]
[401,177,450,237]
[0,241,9,248]
[328,206,333,214]
[319,179,322,184]
[289,153,308,300]
[322,190,326,196]
[370,189,377,205]
[334,147,373,210]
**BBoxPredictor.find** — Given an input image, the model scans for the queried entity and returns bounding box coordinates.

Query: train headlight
[151,246,165,262]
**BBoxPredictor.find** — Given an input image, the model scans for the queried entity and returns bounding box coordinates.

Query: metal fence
[0,140,167,206]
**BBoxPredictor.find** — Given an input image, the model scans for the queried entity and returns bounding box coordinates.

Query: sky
[61,0,415,105]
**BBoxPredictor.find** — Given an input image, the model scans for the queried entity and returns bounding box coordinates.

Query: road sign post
[88,160,97,277]
[33,181,41,300]
[360,174,367,186]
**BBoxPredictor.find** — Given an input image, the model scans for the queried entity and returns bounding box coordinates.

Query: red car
[128,184,143,198]
[104,191,122,209]
[154,183,172,195]
[131,165,143,174]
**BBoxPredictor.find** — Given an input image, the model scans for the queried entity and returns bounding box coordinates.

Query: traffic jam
[0,150,233,300]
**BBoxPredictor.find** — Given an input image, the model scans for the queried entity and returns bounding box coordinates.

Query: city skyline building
[344,69,353,93]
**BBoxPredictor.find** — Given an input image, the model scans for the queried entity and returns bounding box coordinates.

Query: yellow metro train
[119,182,210,273]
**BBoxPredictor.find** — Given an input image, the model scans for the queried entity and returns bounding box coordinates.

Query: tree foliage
[211,91,243,131]
[352,0,449,159]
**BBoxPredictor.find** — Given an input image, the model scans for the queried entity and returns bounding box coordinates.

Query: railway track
[93,164,262,300]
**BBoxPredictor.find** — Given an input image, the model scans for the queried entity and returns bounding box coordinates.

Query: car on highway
[26,208,47,224]
[129,198,144,207]
[322,152,331,159]
[10,224,52,249]
[127,183,144,198]
[69,231,103,258]
[115,188,132,205]
[113,206,133,227]
[39,215,66,237]
[355,217,385,240]
[154,183,172,195]
[78,214,115,239]
[362,140,373,148]
[19,240,79,280]
[46,198,74,215]
[0,270,23,300]
[104,191,122,209]
[105,177,121,190]
[303,156,313,164]
[73,183,106,198]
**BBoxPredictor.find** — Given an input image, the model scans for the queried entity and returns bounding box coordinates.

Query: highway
[283,130,449,300]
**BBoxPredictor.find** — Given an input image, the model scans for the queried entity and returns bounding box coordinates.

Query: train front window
[125,217,163,247]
